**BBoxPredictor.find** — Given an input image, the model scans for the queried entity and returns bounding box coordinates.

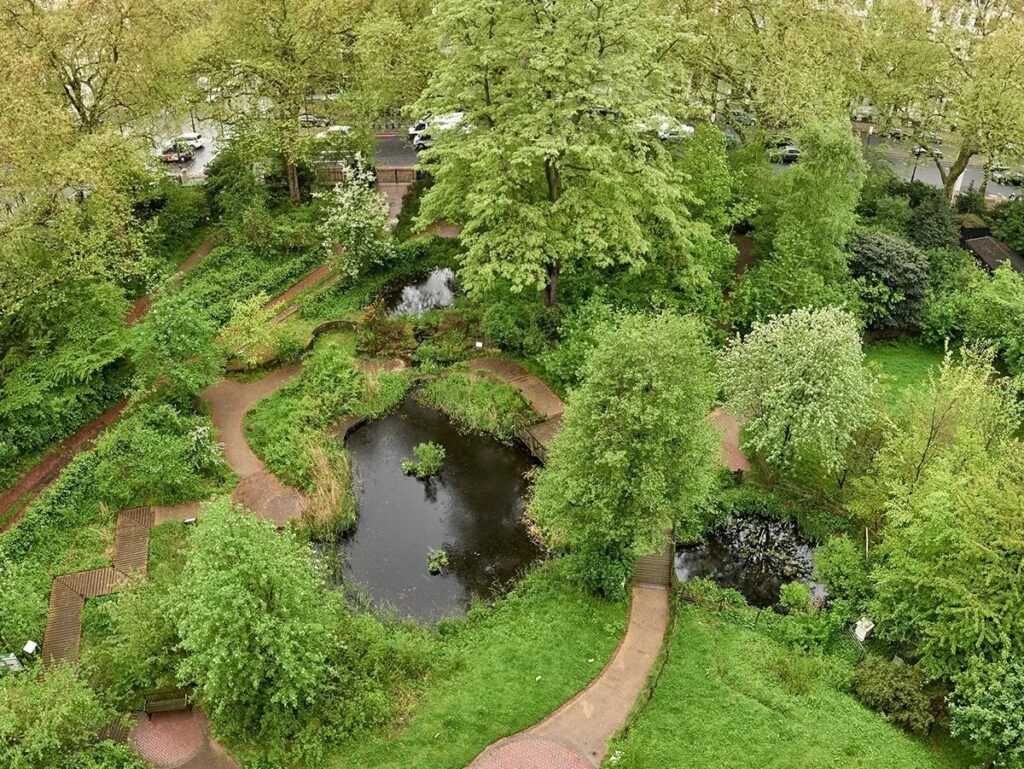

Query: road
[859,130,1020,200]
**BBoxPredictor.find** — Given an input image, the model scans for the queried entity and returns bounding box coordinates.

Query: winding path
[464,357,747,768]
[0,234,219,532]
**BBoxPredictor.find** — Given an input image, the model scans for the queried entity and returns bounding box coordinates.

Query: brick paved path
[470,736,594,769]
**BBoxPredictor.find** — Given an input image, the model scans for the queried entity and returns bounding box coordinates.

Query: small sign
[1,654,24,673]
[22,640,38,656]
[854,617,876,643]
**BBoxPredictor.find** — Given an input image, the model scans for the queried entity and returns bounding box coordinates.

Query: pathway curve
[465,358,748,769]
[0,235,219,532]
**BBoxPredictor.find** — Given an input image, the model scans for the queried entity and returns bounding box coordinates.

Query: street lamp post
[910,152,920,182]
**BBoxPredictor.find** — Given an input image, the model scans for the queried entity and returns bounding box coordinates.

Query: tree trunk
[939,142,974,203]
[543,262,561,307]
[286,160,301,204]
[544,156,563,307]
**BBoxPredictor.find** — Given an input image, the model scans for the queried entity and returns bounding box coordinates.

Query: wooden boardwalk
[40,505,194,670]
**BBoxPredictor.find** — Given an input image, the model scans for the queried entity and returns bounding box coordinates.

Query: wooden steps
[633,537,674,588]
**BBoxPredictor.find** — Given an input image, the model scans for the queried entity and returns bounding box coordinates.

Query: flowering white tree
[719,306,875,477]
[316,155,394,280]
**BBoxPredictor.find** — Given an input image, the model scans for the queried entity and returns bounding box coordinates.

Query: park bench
[142,687,193,719]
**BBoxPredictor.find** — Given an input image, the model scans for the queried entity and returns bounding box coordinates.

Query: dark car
[912,145,942,159]
[768,140,801,164]
[888,127,911,140]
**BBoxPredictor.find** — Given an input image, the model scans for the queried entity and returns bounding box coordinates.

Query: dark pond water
[675,515,825,609]
[339,397,540,621]
[382,267,458,316]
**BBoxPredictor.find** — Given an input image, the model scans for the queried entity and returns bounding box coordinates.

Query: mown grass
[607,602,969,769]
[864,340,943,412]
[331,559,627,769]
[416,373,535,440]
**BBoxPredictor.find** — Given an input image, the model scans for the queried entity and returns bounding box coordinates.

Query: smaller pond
[382,267,458,316]
[675,515,825,609]
[339,398,540,621]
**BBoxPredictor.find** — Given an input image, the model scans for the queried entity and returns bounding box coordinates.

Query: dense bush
[906,190,959,251]
[847,231,929,330]
[951,655,1024,768]
[852,655,934,734]
[480,296,557,357]
[989,198,1024,252]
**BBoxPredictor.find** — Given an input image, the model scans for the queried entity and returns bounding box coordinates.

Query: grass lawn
[864,340,943,412]
[331,560,627,769]
[607,602,969,769]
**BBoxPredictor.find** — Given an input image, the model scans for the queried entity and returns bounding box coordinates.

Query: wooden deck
[41,505,172,670]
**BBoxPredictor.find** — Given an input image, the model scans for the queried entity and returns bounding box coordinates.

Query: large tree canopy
[415,0,698,306]
[529,312,719,595]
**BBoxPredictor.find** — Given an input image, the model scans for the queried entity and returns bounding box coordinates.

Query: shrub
[538,296,617,389]
[847,231,929,330]
[907,190,959,251]
[813,535,870,607]
[852,655,934,734]
[356,301,416,358]
[778,581,811,613]
[480,297,556,357]
[989,198,1024,251]
[951,655,1024,768]
[402,441,445,478]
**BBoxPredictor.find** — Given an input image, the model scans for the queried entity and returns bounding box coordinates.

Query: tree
[175,499,392,766]
[847,231,929,330]
[195,0,366,202]
[865,349,1024,678]
[414,0,696,306]
[315,156,394,280]
[528,312,718,596]
[860,1,1024,201]
[852,655,934,735]
[951,655,1024,769]
[679,0,860,130]
[719,306,875,479]
[732,122,866,325]
[0,664,143,769]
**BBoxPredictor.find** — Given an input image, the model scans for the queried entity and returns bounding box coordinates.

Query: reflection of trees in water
[728,518,812,581]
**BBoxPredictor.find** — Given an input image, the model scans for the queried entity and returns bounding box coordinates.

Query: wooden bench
[143,688,193,719]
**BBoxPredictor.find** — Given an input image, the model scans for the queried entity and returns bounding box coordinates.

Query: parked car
[412,112,466,151]
[989,162,1010,174]
[160,141,195,163]
[298,114,329,128]
[638,113,695,142]
[768,140,801,164]
[315,125,352,140]
[912,145,942,159]
[729,108,756,126]
[172,133,204,150]
[993,170,1024,186]
[888,127,911,140]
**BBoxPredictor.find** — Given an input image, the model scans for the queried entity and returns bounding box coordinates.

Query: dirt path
[0,235,219,532]
[202,366,308,528]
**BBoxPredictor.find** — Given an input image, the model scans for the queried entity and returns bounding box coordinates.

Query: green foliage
[0,664,143,769]
[720,307,875,478]
[402,441,446,478]
[863,349,1024,680]
[530,312,718,596]
[847,232,930,330]
[356,301,416,359]
[538,296,617,390]
[606,603,963,769]
[426,547,449,574]
[331,560,625,769]
[415,0,698,305]
[951,655,1024,768]
[779,581,812,613]
[989,198,1024,252]
[853,656,935,735]
[415,375,532,441]
[480,297,556,358]
[733,123,866,325]
[906,191,959,252]
[813,535,870,609]
[176,498,398,768]
[0,399,228,645]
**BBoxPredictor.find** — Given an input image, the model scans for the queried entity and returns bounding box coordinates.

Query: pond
[382,267,458,316]
[675,515,825,609]
[338,397,541,621]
